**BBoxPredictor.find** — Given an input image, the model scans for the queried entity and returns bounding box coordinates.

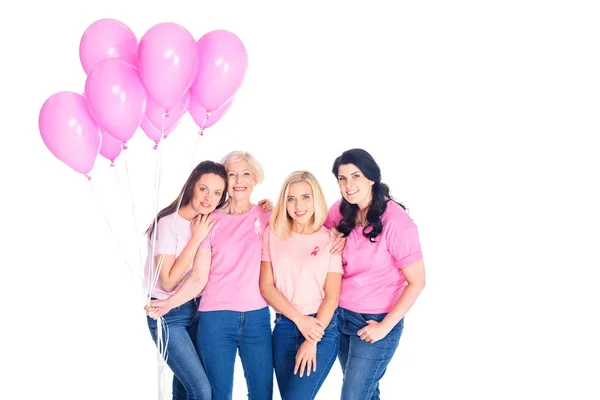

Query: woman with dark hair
[144,160,228,400]
[147,151,274,400]
[324,148,426,400]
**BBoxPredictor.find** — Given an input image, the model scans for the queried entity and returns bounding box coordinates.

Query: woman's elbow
[259,282,272,299]
[159,279,176,292]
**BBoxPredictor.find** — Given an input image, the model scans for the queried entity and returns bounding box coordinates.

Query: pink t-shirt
[198,205,271,312]
[324,199,423,313]
[261,226,343,315]
[145,212,195,300]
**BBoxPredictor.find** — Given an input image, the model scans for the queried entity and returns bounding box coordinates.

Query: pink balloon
[79,18,138,75]
[138,23,198,110]
[141,117,177,144]
[39,92,101,175]
[191,30,248,112]
[146,91,190,132]
[99,129,123,163]
[85,58,147,143]
[188,95,233,130]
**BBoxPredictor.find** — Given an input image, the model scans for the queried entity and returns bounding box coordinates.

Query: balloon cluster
[39,19,248,177]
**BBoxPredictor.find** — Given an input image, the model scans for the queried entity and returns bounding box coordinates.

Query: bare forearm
[316,295,339,327]
[160,238,201,290]
[381,282,425,330]
[261,285,304,323]
[166,275,206,309]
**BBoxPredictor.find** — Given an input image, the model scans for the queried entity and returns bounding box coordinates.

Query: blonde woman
[260,171,343,399]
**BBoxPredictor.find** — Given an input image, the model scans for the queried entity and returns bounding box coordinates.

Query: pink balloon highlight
[146,91,190,132]
[99,129,123,164]
[138,23,198,110]
[191,30,248,112]
[84,58,147,143]
[188,95,232,130]
[39,92,101,175]
[79,18,138,75]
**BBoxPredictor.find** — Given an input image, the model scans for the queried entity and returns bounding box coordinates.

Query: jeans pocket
[359,312,386,324]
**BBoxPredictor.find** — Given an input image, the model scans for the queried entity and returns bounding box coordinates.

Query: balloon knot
[84,174,91,181]
[153,144,158,150]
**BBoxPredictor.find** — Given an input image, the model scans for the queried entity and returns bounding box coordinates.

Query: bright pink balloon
[84,58,147,143]
[79,18,138,75]
[188,95,232,130]
[138,23,198,110]
[146,91,190,132]
[141,117,177,144]
[191,30,248,112]
[39,92,101,175]
[99,129,123,163]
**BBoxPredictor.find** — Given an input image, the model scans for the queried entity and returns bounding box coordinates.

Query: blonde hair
[220,151,265,184]
[270,171,328,239]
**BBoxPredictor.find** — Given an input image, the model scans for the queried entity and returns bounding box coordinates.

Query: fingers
[294,354,300,375]
[299,357,308,377]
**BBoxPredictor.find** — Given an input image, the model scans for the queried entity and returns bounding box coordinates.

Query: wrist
[190,234,204,245]
[291,311,304,325]
[380,318,395,332]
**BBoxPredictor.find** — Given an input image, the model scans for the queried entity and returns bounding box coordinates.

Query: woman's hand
[357,320,392,344]
[330,228,346,255]
[190,213,216,242]
[258,198,273,212]
[295,315,325,344]
[144,298,173,319]
[294,341,317,377]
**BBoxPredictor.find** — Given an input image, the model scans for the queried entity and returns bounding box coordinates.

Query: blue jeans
[196,307,273,400]
[147,297,211,400]
[272,312,339,400]
[337,307,404,400]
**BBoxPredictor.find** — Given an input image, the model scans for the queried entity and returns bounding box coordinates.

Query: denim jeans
[196,307,273,400]
[337,307,404,400]
[147,297,211,400]
[272,312,339,400]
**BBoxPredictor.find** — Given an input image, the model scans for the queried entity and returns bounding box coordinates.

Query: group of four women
[145,148,426,400]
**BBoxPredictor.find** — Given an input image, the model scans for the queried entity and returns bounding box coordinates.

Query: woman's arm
[357,259,426,343]
[147,247,212,318]
[156,214,215,291]
[260,261,325,344]
[315,272,343,326]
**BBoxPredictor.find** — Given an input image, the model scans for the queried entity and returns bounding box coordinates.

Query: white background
[2,1,599,399]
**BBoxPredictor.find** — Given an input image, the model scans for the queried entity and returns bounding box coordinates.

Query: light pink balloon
[39,91,101,175]
[188,95,233,130]
[141,117,177,144]
[99,129,123,163]
[138,23,198,110]
[146,91,190,132]
[85,58,147,143]
[191,30,248,112]
[79,18,138,75]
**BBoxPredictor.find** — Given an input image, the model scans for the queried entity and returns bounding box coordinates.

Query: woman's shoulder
[383,201,416,228]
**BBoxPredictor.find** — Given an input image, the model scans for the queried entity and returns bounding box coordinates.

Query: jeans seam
[308,334,339,399]
[363,338,391,399]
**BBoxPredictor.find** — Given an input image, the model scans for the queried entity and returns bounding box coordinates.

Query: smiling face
[190,173,226,214]
[286,181,315,228]
[225,160,257,202]
[337,163,374,210]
